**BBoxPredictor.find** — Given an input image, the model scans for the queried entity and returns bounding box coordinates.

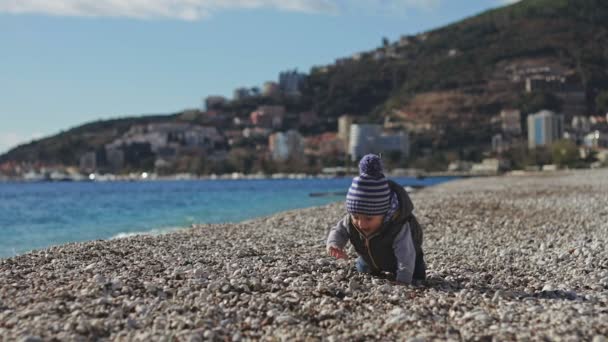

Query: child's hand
[327,246,348,259]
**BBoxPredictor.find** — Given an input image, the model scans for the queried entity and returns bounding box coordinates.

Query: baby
[326,154,426,284]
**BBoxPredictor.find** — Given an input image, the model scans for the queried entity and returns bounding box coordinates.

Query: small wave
[109,226,186,240]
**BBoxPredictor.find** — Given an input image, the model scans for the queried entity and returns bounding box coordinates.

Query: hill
[303,0,608,147]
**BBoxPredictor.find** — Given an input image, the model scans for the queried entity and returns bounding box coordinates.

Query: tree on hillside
[551,139,581,168]
[518,91,563,115]
[595,90,608,114]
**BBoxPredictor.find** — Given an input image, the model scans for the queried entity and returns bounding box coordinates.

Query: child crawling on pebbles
[326,154,426,285]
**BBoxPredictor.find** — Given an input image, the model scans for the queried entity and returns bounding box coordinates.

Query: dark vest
[347,180,426,279]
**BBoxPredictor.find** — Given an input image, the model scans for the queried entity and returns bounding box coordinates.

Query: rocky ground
[1,169,608,341]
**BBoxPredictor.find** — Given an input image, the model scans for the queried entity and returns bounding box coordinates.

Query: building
[572,116,591,133]
[279,70,306,96]
[583,131,608,149]
[106,123,225,155]
[250,105,285,129]
[79,152,97,172]
[233,87,251,101]
[448,160,473,172]
[105,148,125,171]
[348,124,409,161]
[204,96,227,111]
[527,110,564,149]
[338,115,353,151]
[376,131,410,159]
[349,124,382,160]
[269,130,304,161]
[298,111,318,128]
[242,127,271,139]
[471,158,510,174]
[352,52,364,61]
[500,109,522,135]
[492,134,506,153]
[398,35,412,47]
[304,133,345,159]
[262,82,280,97]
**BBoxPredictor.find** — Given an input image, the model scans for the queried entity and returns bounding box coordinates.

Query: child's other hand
[327,246,348,259]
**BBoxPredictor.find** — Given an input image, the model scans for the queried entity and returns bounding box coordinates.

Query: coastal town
[2,5,608,182]
[1,62,607,182]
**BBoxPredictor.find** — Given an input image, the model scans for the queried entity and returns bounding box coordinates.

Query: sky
[0,0,520,154]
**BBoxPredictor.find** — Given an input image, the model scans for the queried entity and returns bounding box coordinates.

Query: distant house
[262,82,280,97]
[527,110,564,149]
[298,111,318,128]
[348,124,409,161]
[106,123,225,155]
[250,105,285,129]
[304,132,345,158]
[571,115,591,133]
[279,70,306,96]
[352,52,364,61]
[105,148,125,171]
[79,152,97,173]
[448,160,473,172]
[204,96,227,111]
[269,130,304,161]
[398,35,412,47]
[224,129,244,146]
[233,87,251,101]
[373,50,385,61]
[242,127,271,139]
[500,109,522,135]
[583,131,608,149]
[335,57,352,66]
[471,158,510,174]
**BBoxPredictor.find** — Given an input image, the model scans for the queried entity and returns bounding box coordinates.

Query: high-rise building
[279,70,306,96]
[338,115,353,151]
[527,110,564,149]
[349,124,382,161]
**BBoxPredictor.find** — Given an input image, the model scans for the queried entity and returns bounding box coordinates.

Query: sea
[0,176,456,259]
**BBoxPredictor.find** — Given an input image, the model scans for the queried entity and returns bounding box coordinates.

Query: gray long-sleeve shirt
[326,216,417,284]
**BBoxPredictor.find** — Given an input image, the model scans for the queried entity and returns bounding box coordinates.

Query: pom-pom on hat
[345,154,391,216]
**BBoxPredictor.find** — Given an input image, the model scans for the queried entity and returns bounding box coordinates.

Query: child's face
[351,214,384,236]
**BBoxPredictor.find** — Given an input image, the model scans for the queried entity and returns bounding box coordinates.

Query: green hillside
[304,0,608,119]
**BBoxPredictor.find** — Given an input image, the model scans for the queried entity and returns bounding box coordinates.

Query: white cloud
[498,0,521,4]
[0,0,338,20]
[0,132,42,154]
[0,0,443,20]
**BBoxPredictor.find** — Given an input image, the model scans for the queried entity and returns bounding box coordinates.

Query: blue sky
[0,0,518,154]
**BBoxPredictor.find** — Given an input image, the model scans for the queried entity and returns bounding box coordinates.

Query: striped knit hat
[346,154,391,216]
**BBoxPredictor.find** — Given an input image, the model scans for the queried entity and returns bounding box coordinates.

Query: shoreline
[0,171,464,183]
[1,169,607,340]
[0,175,455,260]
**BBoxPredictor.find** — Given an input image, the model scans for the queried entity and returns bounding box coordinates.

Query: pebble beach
[1,169,608,341]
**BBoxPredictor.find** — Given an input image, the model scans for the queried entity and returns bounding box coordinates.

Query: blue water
[0,177,455,258]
